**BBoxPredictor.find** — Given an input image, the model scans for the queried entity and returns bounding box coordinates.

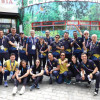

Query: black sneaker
[49,78,52,84]
[94,88,98,96]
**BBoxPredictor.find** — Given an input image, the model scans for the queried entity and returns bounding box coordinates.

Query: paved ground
[0,76,100,100]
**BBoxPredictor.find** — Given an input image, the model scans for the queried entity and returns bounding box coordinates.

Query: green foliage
[88,4,100,21]
[90,30,100,40]
[23,0,28,7]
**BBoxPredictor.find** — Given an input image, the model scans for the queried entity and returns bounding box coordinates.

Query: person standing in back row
[44,30,54,51]
[7,28,20,61]
[37,37,48,69]
[26,30,39,66]
[19,32,28,62]
[0,29,15,66]
[49,35,64,59]
[60,32,73,62]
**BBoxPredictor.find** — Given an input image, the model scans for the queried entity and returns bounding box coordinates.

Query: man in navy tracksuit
[7,28,20,61]
[26,30,38,66]
[19,32,28,62]
[81,53,100,95]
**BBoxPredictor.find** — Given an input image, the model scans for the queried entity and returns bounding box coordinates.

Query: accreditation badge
[10,71,13,78]
[32,45,36,50]
[19,46,23,50]
[1,45,4,50]
[48,45,50,49]
[36,71,39,74]
[14,41,18,47]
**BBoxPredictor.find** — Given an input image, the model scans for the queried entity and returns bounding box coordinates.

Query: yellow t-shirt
[58,58,68,74]
[4,60,18,72]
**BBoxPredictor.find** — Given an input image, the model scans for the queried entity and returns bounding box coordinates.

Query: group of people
[0,26,100,96]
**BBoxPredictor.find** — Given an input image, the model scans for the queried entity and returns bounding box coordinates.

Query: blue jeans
[44,69,59,78]
[4,70,15,81]
[57,71,68,84]
[4,70,10,81]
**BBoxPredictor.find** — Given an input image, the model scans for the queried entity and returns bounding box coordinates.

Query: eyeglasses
[61,55,65,56]
[20,33,23,35]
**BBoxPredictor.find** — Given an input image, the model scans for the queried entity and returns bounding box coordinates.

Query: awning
[0,12,19,18]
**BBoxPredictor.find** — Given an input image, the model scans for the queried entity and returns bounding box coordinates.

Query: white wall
[0,0,19,13]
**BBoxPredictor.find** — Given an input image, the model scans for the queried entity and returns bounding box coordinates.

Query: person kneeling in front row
[81,53,100,96]
[30,59,44,91]
[12,60,30,95]
[67,55,81,84]
[44,52,60,84]
[2,53,18,87]
[57,51,69,84]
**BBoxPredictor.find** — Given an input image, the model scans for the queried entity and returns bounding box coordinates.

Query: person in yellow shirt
[2,53,18,87]
[57,51,68,84]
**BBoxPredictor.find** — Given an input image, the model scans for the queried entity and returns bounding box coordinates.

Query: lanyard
[1,36,5,45]
[90,41,98,51]
[31,37,36,45]
[22,67,24,73]
[74,65,80,73]
[22,66,27,73]
[84,38,89,47]
[40,43,44,51]
[10,60,15,71]
[74,39,81,48]
[46,37,52,44]
[55,42,59,46]
[20,37,25,47]
[13,36,16,41]
[82,62,93,72]
[49,60,53,67]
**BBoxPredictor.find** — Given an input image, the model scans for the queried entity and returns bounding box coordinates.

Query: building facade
[20,0,100,38]
[0,0,20,35]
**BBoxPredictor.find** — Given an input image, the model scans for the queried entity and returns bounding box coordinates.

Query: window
[12,19,16,28]
[54,21,66,26]
[67,25,76,30]
[0,18,11,23]
[34,27,41,31]
[91,22,99,25]
[91,26,99,30]
[42,26,53,31]
[32,22,41,26]
[67,21,78,25]
[80,21,90,25]
[42,22,52,26]
[54,26,66,30]
[80,25,90,30]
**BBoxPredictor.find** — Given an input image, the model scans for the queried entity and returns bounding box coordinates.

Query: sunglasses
[61,55,65,56]
[84,33,88,35]
[55,37,59,38]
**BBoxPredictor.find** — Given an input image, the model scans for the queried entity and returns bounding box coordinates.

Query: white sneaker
[88,75,92,82]
[12,86,17,95]
[19,86,25,95]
